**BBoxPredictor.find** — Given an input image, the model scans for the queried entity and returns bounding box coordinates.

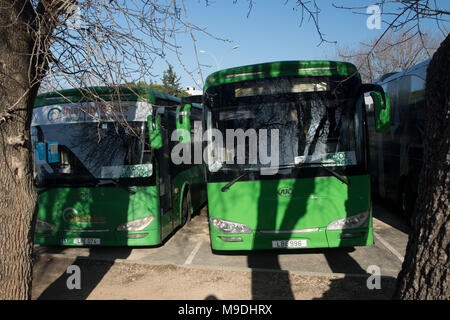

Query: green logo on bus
[47,107,62,122]
[278,187,293,197]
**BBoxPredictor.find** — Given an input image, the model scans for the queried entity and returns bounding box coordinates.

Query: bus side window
[410,74,425,146]
[386,80,398,126]
[398,75,411,124]
[410,74,425,110]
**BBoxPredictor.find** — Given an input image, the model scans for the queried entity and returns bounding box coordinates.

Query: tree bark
[394,34,449,299]
[0,3,39,300]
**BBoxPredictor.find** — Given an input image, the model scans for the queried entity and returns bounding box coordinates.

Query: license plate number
[73,238,101,245]
[272,240,307,248]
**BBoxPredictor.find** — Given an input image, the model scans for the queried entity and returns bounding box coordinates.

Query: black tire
[181,190,192,226]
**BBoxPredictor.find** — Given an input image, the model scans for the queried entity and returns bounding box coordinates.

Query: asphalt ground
[32,200,409,300]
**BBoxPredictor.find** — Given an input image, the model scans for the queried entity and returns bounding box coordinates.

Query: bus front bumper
[209,227,373,251]
[34,229,162,247]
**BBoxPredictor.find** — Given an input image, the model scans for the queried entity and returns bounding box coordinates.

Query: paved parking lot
[34,200,409,280]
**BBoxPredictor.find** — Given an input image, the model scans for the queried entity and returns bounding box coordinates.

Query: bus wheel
[182,190,192,226]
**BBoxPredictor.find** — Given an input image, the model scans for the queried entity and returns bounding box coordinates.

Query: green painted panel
[208,175,370,229]
[207,175,372,250]
[35,186,160,246]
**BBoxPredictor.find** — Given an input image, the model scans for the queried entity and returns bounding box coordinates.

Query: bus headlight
[35,219,57,232]
[326,210,370,231]
[210,218,252,234]
[116,216,154,232]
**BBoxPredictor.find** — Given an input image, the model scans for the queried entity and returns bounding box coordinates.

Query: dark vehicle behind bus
[366,59,429,223]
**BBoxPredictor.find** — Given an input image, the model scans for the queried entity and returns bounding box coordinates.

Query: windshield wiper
[318,164,350,185]
[96,179,137,194]
[279,162,350,185]
[221,170,249,192]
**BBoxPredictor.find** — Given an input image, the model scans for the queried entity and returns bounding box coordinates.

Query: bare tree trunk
[394,34,450,300]
[0,0,191,299]
[0,3,39,300]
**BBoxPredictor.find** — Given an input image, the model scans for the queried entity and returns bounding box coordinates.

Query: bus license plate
[272,240,307,248]
[73,238,101,245]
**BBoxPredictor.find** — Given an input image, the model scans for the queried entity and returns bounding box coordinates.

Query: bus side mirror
[176,104,191,143]
[147,112,163,149]
[370,91,390,132]
[359,84,390,133]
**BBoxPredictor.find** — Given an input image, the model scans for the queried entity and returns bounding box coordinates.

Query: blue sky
[146,0,449,90]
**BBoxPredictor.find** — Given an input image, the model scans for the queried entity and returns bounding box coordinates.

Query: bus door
[158,110,174,237]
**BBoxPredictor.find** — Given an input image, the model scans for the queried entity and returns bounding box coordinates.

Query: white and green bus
[203,61,390,250]
[32,87,206,246]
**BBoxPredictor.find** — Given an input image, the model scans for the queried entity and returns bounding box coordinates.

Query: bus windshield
[32,121,152,187]
[205,76,364,171]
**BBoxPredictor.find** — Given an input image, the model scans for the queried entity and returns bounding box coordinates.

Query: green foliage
[128,64,189,98]
[162,63,182,96]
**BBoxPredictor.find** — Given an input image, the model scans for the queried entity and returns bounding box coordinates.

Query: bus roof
[204,60,359,91]
[34,86,181,108]
[375,59,430,85]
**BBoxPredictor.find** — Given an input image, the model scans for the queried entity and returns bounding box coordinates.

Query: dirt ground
[32,254,396,300]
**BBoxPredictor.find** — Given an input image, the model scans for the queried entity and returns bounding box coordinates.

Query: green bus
[203,61,390,250]
[32,87,206,246]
